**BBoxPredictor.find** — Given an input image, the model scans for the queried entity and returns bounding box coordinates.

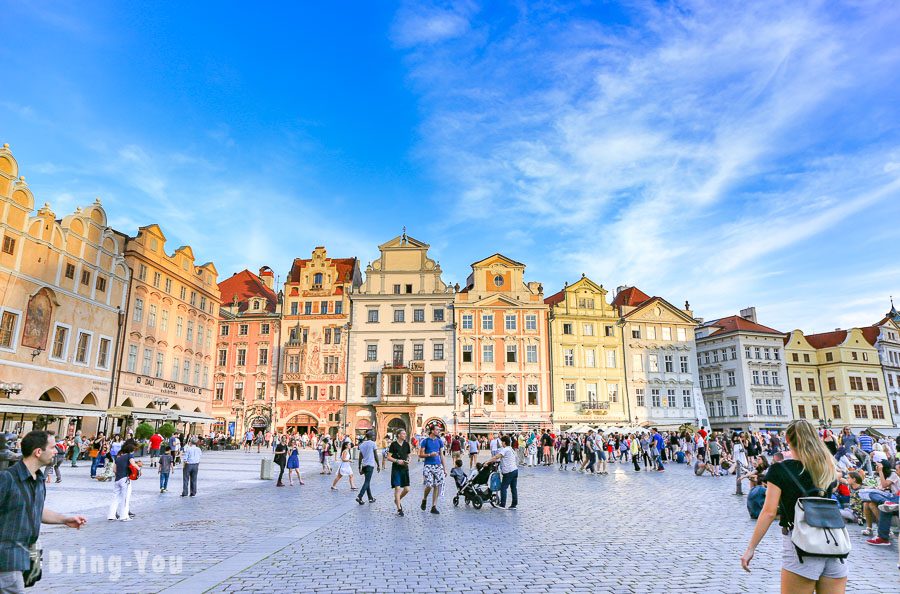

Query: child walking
[158,445,173,493]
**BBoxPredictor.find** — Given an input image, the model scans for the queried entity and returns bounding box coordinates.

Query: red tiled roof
[805,330,847,349]
[707,315,783,336]
[861,326,880,346]
[611,286,651,307]
[217,270,277,313]
[288,257,357,284]
[544,289,565,307]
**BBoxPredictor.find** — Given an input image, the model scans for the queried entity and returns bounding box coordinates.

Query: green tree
[158,422,176,439]
[134,422,154,440]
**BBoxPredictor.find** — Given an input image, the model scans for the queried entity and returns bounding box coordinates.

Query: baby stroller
[453,462,501,509]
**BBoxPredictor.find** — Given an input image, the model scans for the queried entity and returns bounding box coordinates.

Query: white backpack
[783,467,851,563]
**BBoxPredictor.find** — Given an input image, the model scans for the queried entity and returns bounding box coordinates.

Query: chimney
[739,307,757,324]
[258,266,275,290]
[616,285,628,297]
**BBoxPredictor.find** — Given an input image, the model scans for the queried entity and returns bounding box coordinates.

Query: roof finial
[401,226,407,244]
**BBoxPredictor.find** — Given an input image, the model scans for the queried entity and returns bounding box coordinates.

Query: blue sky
[2,1,899,333]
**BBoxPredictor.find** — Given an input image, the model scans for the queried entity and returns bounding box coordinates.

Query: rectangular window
[51,325,69,360]
[239,324,248,336]
[866,377,879,391]
[461,314,473,329]
[632,327,641,339]
[142,348,152,375]
[562,322,572,335]
[190,291,197,307]
[714,373,721,387]
[237,348,246,366]
[803,353,810,363]
[564,348,574,366]
[661,327,671,341]
[851,351,858,361]
[505,314,516,331]
[134,298,144,322]
[584,349,595,368]
[155,352,164,378]
[506,384,517,405]
[506,344,517,363]
[64,263,75,279]
[482,344,493,363]
[482,314,494,331]
[335,301,343,315]
[609,384,619,403]
[606,350,616,368]
[605,325,615,337]
[363,374,378,397]
[234,381,244,401]
[586,383,597,403]
[664,354,673,372]
[635,388,645,407]
[413,343,424,361]
[827,377,836,391]
[825,352,833,362]
[171,357,179,381]
[393,284,401,294]
[147,304,157,328]
[807,378,815,391]
[160,309,168,332]
[683,391,692,408]
[871,405,885,420]
[432,375,445,396]
[651,389,661,407]
[186,320,194,342]
[730,399,738,416]
[752,370,760,385]
[526,344,538,363]
[412,375,425,396]
[138,264,147,281]
[831,404,841,419]
[97,337,111,369]
[527,384,538,406]
[648,354,658,372]
[259,348,268,366]
[75,331,91,364]
[218,349,227,366]
[324,328,332,344]
[564,382,576,402]
[775,399,783,416]
[392,344,404,365]
[582,323,594,336]
[798,404,806,418]
[762,370,770,385]
[303,302,312,315]
[164,278,172,293]
[632,354,643,371]
[367,308,379,323]
[525,315,537,330]
[766,399,773,415]
[1,235,15,255]
[413,309,425,322]
[214,383,224,401]
[320,301,328,315]
[259,323,270,335]
[462,345,473,363]
[677,328,686,341]
[727,371,736,386]
[680,356,689,373]
[393,309,405,323]
[646,326,656,340]
[176,316,183,337]
[255,380,265,399]
[483,384,494,406]
[0,311,19,349]
[756,399,764,416]
[433,343,445,360]
[182,360,191,384]
[849,376,863,390]
[95,276,107,292]
[811,405,820,419]
[433,308,444,322]
[366,344,378,361]
[853,404,867,418]
[127,344,137,372]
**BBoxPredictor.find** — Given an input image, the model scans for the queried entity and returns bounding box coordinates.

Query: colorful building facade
[454,254,551,434]
[345,233,454,440]
[212,267,280,438]
[0,144,129,437]
[614,286,707,430]
[279,247,360,437]
[113,224,220,433]
[695,308,790,431]
[785,327,894,429]
[545,276,627,430]
[869,304,900,425]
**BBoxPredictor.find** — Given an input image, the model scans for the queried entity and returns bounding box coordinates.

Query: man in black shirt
[386,429,412,516]
[0,431,87,593]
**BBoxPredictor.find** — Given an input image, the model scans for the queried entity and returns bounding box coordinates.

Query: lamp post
[455,384,482,438]
[152,397,169,429]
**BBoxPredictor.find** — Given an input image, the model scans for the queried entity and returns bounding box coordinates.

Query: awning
[172,411,217,424]
[866,426,900,438]
[0,399,105,418]
[106,406,168,420]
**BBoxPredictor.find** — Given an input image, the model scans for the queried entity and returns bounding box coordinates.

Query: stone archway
[39,387,66,402]
[283,412,318,435]
[386,416,408,437]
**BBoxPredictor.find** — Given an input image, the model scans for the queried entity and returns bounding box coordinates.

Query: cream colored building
[785,327,893,429]
[454,254,551,434]
[0,144,129,437]
[112,224,220,434]
[345,233,455,440]
[545,276,627,430]
[614,286,708,430]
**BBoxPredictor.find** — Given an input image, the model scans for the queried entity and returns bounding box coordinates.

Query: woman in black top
[273,435,288,487]
[741,420,845,593]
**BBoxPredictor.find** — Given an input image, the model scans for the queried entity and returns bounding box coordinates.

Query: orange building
[212,267,280,438]
[454,254,551,434]
[279,247,360,437]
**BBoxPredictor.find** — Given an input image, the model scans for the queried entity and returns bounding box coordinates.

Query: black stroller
[452,462,500,509]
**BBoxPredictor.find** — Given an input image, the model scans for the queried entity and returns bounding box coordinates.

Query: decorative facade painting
[21,288,53,350]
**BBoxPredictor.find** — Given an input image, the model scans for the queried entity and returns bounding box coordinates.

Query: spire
[890,295,899,321]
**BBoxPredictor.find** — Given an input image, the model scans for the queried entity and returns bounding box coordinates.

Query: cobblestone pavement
[31,451,898,593]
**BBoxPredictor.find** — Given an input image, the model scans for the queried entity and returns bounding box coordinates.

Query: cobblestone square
[30,450,897,593]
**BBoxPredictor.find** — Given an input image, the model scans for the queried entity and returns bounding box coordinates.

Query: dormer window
[313,273,323,288]
[252,300,260,310]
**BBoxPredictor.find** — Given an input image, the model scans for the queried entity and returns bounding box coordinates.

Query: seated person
[861,461,899,536]
[740,458,770,488]
[450,459,467,488]
[694,459,716,477]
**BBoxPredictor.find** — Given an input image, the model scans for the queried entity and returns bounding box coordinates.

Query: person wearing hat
[356,430,380,505]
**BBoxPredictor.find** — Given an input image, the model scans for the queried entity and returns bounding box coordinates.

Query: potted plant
[134,422,154,456]
[158,422,176,439]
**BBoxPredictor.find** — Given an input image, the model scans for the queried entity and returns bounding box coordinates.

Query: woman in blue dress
[286,439,304,486]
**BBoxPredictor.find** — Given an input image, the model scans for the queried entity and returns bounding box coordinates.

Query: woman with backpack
[740,419,847,593]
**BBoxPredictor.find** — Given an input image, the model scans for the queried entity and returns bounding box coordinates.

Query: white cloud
[391,2,475,48]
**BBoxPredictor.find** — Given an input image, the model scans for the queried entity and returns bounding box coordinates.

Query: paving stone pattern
[31,452,896,593]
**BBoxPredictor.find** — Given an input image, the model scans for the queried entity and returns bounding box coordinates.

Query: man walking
[487,435,519,509]
[651,428,665,472]
[244,430,254,453]
[181,437,201,497]
[386,429,412,516]
[467,434,478,469]
[1,431,87,593]
[356,430,380,505]
[149,430,163,467]
[418,425,446,515]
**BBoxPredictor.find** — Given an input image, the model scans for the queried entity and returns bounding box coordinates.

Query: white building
[345,233,455,440]
[695,307,790,432]
[613,286,708,430]
[868,304,900,427]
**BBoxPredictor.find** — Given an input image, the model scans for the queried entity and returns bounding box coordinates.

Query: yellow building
[0,144,129,437]
[545,276,627,429]
[785,327,893,428]
[111,224,220,434]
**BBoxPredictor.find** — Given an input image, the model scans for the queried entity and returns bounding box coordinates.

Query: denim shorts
[782,533,848,581]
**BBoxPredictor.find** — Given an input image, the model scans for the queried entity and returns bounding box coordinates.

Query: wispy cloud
[397,0,900,329]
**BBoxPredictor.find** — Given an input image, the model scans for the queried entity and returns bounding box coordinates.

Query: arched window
[328,386,334,400]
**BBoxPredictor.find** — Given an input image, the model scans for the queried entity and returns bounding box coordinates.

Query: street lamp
[152,397,169,429]
[0,382,24,397]
[455,384,482,438]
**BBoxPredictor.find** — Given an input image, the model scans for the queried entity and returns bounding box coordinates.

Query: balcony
[579,401,610,412]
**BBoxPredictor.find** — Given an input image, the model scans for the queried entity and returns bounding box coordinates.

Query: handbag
[782,466,850,563]
[128,462,141,481]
